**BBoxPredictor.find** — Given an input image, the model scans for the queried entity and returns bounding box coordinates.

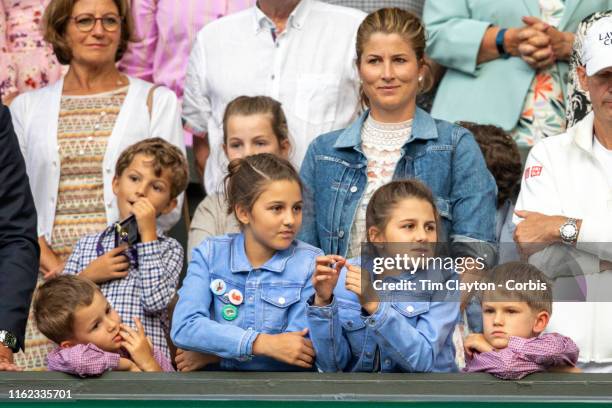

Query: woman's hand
[43,261,66,281]
[80,244,129,284]
[312,255,345,306]
[345,263,379,315]
[119,317,161,372]
[523,16,574,61]
[38,236,63,276]
[516,19,555,70]
[175,349,221,372]
[252,329,315,369]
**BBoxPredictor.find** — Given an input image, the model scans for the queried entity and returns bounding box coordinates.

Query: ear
[112,175,120,196]
[160,197,178,215]
[577,66,589,92]
[234,204,251,226]
[279,138,291,160]
[368,226,385,243]
[532,310,550,335]
[222,143,229,158]
[60,339,76,349]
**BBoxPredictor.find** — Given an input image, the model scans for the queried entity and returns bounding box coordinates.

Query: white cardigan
[9,76,186,243]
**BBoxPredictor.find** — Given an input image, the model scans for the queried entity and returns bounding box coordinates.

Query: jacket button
[384,359,391,366]
[350,186,358,193]
[406,305,415,313]
[365,352,372,358]
[338,230,345,238]
[278,297,286,305]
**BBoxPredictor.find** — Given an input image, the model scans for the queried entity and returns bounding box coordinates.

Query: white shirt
[182,0,366,193]
[593,135,612,183]
[514,112,612,363]
[10,76,186,241]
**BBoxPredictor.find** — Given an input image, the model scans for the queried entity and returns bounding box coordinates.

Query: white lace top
[347,114,413,257]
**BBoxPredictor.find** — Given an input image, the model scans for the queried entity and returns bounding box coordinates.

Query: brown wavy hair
[458,122,522,208]
[43,0,135,65]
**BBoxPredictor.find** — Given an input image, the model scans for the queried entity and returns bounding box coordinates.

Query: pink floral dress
[0,0,64,104]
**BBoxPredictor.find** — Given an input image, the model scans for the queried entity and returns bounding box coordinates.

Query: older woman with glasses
[9,0,184,370]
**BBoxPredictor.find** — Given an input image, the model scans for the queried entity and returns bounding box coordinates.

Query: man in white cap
[513,16,612,372]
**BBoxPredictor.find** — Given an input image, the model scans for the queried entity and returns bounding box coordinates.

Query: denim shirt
[171,233,323,371]
[298,108,497,260]
[307,259,460,373]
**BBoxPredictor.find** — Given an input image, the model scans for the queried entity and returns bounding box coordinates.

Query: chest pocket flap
[392,301,430,318]
[261,285,302,308]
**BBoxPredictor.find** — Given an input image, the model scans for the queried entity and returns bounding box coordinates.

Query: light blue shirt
[307,259,460,372]
[171,233,323,371]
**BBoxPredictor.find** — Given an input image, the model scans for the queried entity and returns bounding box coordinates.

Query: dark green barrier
[2,372,612,406]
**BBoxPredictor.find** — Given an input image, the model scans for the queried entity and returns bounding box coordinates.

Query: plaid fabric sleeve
[464,334,579,380]
[62,238,84,275]
[153,347,175,372]
[135,237,183,313]
[46,344,120,377]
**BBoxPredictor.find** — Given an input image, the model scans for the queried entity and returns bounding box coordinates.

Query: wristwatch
[559,218,579,244]
[0,330,18,352]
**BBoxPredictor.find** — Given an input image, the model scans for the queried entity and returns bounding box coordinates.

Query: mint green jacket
[424,0,611,130]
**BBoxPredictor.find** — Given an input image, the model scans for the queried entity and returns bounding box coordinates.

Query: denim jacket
[298,108,497,260]
[307,259,460,372]
[171,233,323,371]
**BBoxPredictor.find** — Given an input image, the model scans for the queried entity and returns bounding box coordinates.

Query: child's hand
[175,349,221,372]
[117,357,141,372]
[132,198,157,243]
[120,317,162,372]
[312,255,345,306]
[80,244,129,284]
[464,333,494,359]
[252,328,315,369]
[345,263,379,314]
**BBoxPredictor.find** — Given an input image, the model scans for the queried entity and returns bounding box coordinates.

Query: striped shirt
[63,227,183,359]
[119,0,254,100]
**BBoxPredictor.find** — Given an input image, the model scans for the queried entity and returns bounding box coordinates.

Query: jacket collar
[333,107,439,149]
[571,111,596,154]
[230,233,296,273]
[253,0,310,34]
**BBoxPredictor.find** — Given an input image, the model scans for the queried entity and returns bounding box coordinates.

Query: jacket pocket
[261,285,302,333]
[391,301,431,318]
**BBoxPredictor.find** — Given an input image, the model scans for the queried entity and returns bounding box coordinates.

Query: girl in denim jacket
[172,153,322,371]
[307,180,460,372]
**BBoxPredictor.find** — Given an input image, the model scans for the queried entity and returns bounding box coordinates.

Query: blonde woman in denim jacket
[299,8,497,262]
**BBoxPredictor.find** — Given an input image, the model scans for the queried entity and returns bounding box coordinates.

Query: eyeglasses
[70,13,122,32]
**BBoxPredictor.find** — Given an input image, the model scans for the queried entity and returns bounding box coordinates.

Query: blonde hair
[356,8,433,107]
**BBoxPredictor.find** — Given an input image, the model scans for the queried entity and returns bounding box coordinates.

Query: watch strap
[496,28,510,59]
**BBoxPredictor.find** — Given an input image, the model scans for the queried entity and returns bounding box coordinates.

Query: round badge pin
[228,289,244,306]
[210,279,227,296]
[222,304,238,321]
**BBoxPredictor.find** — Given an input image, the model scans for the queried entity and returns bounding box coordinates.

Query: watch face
[561,224,577,239]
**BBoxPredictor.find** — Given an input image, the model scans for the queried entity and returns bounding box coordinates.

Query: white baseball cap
[583,16,612,76]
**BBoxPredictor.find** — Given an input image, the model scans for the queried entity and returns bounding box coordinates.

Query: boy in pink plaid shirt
[463,262,579,379]
[33,275,174,376]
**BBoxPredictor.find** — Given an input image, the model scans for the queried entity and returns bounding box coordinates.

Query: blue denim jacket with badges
[298,108,497,260]
[307,259,460,372]
[171,233,323,371]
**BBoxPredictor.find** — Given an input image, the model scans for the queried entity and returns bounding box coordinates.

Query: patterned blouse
[347,114,413,258]
[51,86,128,259]
[511,0,567,147]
